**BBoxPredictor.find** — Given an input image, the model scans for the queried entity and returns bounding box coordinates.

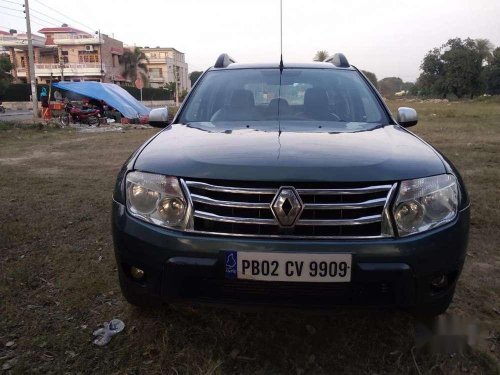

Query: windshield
[178,68,389,131]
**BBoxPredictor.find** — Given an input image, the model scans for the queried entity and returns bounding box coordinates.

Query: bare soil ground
[0,98,499,374]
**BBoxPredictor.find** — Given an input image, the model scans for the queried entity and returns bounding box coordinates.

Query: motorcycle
[59,102,101,126]
[0,102,5,113]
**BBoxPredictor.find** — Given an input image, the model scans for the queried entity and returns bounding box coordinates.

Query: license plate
[224,251,352,282]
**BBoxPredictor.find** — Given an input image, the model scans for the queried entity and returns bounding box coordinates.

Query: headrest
[230,89,255,109]
[304,88,329,112]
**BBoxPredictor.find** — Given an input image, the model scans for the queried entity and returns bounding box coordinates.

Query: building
[0,26,125,84]
[140,47,190,91]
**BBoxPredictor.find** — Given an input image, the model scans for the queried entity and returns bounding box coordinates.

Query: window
[61,50,69,63]
[78,51,99,63]
[149,68,163,78]
[179,68,388,131]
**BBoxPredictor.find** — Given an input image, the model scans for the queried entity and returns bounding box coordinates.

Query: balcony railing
[52,35,103,45]
[15,63,106,77]
[35,63,103,69]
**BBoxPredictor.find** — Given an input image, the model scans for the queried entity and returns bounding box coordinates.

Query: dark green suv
[112,53,469,316]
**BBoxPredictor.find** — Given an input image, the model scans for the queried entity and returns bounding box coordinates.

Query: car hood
[134,122,445,182]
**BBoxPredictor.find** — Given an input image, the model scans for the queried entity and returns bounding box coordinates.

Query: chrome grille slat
[186,181,276,195]
[194,211,276,225]
[191,194,270,209]
[303,198,386,210]
[297,215,382,226]
[194,211,382,226]
[183,179,396,239]
[296,185,393,195]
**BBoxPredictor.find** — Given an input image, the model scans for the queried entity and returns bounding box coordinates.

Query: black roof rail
[214,53,236,68]
[325,53,350,68]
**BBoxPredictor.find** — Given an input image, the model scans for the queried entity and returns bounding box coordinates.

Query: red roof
[38,27,89,35]
[0,30,11,35]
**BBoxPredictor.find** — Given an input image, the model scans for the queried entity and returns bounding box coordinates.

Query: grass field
[0,98,499,374]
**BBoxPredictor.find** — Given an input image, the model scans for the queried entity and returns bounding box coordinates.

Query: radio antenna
[279,0,284,72]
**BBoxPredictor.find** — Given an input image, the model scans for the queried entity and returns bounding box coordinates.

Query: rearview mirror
[397,107,418,127]
[149,108,169,128]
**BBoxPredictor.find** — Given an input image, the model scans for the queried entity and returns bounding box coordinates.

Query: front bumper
[112,200,470,309]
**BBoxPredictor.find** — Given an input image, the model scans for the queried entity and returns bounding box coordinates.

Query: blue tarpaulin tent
[52,82,150,119]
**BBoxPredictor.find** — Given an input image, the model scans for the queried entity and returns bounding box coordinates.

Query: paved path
[0,110,34,122]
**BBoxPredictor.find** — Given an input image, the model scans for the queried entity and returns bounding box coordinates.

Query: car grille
[182,179,396,239]
[178,279,396,307]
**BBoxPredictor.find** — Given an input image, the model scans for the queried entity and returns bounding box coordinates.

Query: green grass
[0,98,499,374]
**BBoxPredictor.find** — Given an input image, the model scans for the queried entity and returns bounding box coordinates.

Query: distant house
[139,47,190,91]
[0,26,126,84]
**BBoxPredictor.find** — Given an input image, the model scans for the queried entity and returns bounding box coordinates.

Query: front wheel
[87,116,99,126]
[59,113,70,126]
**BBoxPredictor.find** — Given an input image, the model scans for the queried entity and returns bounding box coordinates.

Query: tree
[361,70,378,88]
[483,47,500,95]
[314,50,329,62]
[402,82,416,95]
[415,38,485,98]
[162,82,176,100]
[475,38,494,64]
[121,47,149,86]
[0,54,14,95]
[378,77,403,97]
[441,38,484,98]
[189,71,203,86]
[415,47,445,96]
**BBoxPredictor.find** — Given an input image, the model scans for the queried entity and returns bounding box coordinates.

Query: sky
[1,0,500,81]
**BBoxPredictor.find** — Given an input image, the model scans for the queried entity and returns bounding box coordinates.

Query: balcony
[52,35,103,45]
[0,34,46,48]
[15,63,106,78]
[149,76,166,83]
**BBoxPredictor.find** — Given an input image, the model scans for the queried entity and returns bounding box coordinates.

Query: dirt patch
[0,150,66,166]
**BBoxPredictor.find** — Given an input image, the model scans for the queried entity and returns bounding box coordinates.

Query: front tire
[88,116,99,126]
[59,113,70,126]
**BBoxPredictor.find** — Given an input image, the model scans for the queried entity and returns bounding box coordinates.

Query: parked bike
[59,102,101,126]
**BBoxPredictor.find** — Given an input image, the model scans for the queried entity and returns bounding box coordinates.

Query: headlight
[126,171,191,229]
[393,174,458,236]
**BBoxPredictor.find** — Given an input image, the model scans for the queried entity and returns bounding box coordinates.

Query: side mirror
[149,107,169,128]
[397,107,418,127]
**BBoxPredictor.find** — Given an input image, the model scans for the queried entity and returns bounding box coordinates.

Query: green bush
[2,84,62,102]
[122,86,172,101]
[2,83,172,102]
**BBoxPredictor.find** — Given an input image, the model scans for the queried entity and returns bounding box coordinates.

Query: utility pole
[96,29,104,82]
[24,0,39,118]
[174,65,179,106]
[58,47,65,81]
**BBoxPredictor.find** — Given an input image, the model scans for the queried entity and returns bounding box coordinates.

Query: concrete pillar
[9,48,17,79]
[34,47,40,63]
[25,51,30,83]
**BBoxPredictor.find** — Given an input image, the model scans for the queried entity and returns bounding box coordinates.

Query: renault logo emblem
[271,187,304,227]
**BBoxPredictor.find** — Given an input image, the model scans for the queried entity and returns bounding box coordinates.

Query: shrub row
[1,83,172,102]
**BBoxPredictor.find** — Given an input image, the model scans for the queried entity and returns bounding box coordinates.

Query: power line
[1,11,25,19]
[30,7,66,26]
[0,4,22,12]
[30,13,59,28]
[0,0,22,6]
[32,0,97,33]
